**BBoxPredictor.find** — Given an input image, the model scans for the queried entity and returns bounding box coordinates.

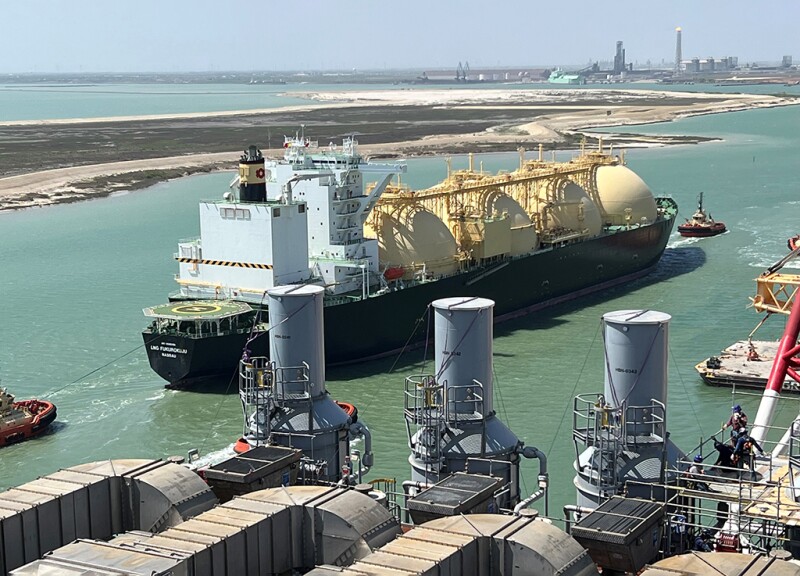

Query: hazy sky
[1,0,797,73]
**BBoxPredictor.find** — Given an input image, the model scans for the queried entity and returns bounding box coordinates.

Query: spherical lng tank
[541,181,602,236]
[486,192,539,255]
[368,205,458,276]
[593,165,657,226]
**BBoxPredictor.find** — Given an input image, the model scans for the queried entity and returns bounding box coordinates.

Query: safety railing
[626,477,793,557]
[573,394,667,495]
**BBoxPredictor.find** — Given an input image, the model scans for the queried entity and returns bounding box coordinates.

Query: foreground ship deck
[13,298,800,574]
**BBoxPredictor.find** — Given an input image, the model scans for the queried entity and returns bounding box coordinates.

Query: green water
[2,105,800,522]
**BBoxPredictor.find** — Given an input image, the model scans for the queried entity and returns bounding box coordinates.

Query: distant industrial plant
[416,27,795,86]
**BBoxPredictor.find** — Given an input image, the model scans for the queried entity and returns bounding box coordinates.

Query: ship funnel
[268,284,325,397]
[572,309,683,509]
[603,310,670,414]
[406,297,547,511]
[238,145,266,202]
[433,297,494,416]
[238,283,371,484]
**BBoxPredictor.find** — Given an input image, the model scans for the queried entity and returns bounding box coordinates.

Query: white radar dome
[594,165,657,226]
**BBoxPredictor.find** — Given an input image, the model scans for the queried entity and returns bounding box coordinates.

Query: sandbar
[0,88,796,212]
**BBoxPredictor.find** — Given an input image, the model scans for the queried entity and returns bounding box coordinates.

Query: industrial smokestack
[614,41,624,74]
[675,27,682,75]
[573,309,684,508]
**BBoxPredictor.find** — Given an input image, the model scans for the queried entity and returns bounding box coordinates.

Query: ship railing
[444,381,485,425]
[682,425,786,487]
[239,356,275,405]
[272,364,313,403]
[573,394,622,447]
[335,205,362,216]
[573,394,666,445]
[175,236,201,246]
[157,322,251,339]
[624,477,793,557]
[403,375,444,424]
[263,432,348,484]
[404,376,485,421]
[575,393,661,493]
[333,222,360,231]
[342,237,372,246]
[660,437,800,548]
[331,192,367,204]
[466,457,523,512]
[368,477,402,520]
[239,356,275,440]
[621,400,667,447]
[404,375,446,467]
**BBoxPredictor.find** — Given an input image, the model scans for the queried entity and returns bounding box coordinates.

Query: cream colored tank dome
[542,182,602,237]
[487,193,530,227]
[367,206,458,276]
[594,165,657,225]
[486,193,539,255]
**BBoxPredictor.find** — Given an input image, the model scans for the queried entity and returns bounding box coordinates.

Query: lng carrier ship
[143,135,678,387]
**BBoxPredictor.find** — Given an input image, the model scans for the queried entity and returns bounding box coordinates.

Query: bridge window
[221,207,250,220]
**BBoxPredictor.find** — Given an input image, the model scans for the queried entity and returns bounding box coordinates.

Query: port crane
[747,245,800,447]
[455,61,470,82]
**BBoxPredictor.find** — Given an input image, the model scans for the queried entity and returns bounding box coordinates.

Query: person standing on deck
[723,405,748,431]
[713,438,735,468]
[733,427,764,467]
[687,455,710,491]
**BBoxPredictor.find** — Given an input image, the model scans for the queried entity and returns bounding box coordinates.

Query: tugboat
[677,192,727,237]
[0,386,57,446]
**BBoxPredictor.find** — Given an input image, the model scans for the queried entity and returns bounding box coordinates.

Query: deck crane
[747,244,800,447]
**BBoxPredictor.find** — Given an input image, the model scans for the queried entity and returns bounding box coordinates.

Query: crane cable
[41,340,154,399]
[546,320,601,456]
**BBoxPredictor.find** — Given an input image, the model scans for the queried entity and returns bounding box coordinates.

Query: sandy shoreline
[1,88,796,212]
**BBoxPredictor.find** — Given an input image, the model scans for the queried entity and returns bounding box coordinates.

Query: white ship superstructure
[174,136,405,304]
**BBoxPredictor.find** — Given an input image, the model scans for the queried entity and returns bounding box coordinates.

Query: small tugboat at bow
[678,192,727,237]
